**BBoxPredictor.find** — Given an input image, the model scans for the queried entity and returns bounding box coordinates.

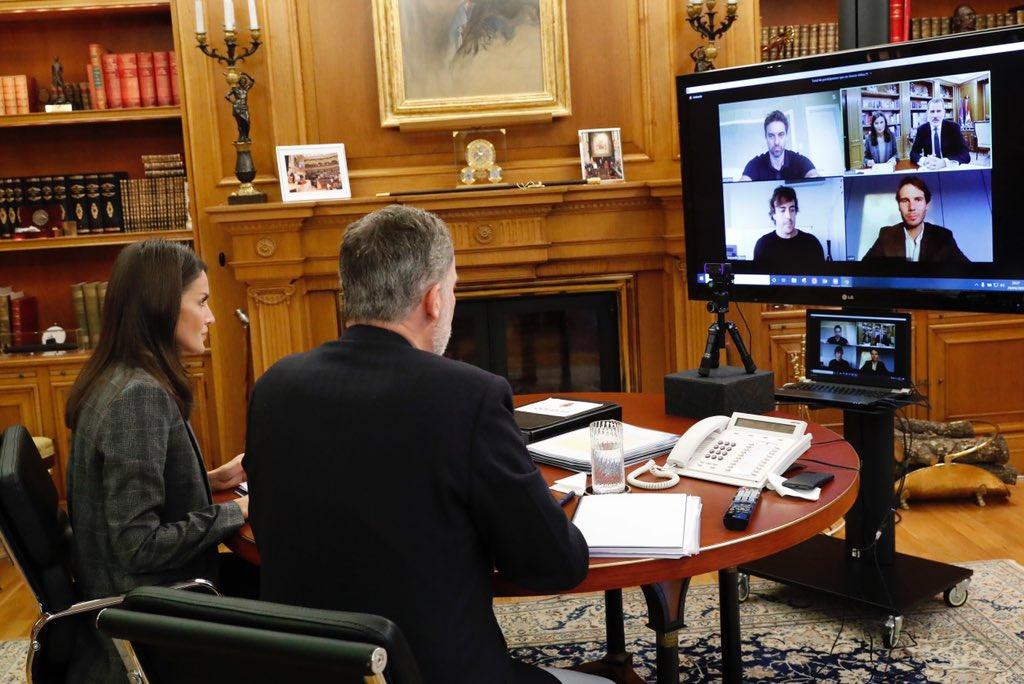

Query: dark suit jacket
[860,360,890,375]
[863,223,969,263]
[244,325,589,684]
[67,365,244,682]
[909,119,970,164]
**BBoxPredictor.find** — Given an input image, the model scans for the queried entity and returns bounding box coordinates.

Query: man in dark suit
[863,176,969,263]
[859,349,890,376]
[909,97,971,169]
[243,205,599,684]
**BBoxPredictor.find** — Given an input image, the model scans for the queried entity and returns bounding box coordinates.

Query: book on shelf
[168,52,180,106]
[87,63,107,111]
[101,53,123,109]
[136,52,157,108]
[82,282,102,348]
[760,23,838,60]
[71,283,89,349]
[117,53,141,109]
[9,296,39,347]
[152,52,173,107]
[0,287,15,342]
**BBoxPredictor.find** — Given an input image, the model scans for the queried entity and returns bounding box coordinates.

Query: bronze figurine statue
[225,72,254,143]
[51,56,67,104]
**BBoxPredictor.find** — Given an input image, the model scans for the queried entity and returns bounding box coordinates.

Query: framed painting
[371,0,571,130]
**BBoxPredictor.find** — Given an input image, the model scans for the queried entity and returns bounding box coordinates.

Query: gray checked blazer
[66,365,244,683]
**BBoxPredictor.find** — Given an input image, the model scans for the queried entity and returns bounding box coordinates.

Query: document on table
[571,493,702,558]
[528,424,679,472]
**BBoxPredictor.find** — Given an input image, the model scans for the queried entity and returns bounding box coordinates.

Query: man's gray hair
[928,96,946,109]
[339,204,454,324]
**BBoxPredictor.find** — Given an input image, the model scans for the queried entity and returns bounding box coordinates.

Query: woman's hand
[208,453,246,492]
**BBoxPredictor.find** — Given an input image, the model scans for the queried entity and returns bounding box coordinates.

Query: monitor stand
[739,402,973,647]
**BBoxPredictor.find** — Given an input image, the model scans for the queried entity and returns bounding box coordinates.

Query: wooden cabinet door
[0,372,44,436]
[49,368,79,500]
[185,358,220,470]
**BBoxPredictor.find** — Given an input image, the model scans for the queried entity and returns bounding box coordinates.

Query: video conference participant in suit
[64,240,250,683]
[739,110,821,181]
[860,349,890,375]
[826,325,848,345]
[862,176,969,263]
[752,185,825,266]
[863,111,898,167]
[827,346,853,371]
[243,206,597,684]
[909,97,971,169]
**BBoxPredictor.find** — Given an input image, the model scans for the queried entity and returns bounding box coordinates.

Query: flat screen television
[677,26,1024,313]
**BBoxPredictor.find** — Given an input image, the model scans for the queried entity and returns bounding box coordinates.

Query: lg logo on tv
[842,294,855,301]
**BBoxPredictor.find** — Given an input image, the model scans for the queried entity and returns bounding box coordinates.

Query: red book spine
[168,51,180,106]
[136,52,156,107]
[903,0,911,43]
[117,53,141,108]
[889,0,904,41]
[153,52,173,106]
[101,54,123,108]
[10,297,38,346]
[13,76,36,114]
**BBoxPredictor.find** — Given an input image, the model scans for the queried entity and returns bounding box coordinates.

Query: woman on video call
[863,111,898,167]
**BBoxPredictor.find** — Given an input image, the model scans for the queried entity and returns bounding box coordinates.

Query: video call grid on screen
[805,311,910,388]
[680,37,1024,284]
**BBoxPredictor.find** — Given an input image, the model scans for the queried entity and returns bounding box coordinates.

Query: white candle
[195,0,205,33]
[223,0,236,30]
[247,0,258,29]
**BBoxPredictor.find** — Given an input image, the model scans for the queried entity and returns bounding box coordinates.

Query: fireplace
[444,278,635,395]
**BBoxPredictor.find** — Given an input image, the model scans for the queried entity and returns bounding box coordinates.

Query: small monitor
[805,310,911,389]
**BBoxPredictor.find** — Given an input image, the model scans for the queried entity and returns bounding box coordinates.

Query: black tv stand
[740,403,972,647]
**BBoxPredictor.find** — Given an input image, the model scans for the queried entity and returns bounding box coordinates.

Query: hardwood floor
[1,494,1021,640]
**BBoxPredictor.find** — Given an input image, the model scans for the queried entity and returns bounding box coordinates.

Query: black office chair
[97,586,425,683]
[0,424,216,683]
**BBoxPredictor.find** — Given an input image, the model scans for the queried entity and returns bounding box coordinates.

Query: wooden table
[222,393,859,683]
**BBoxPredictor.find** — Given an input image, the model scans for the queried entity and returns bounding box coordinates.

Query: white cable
[627,459,680,490]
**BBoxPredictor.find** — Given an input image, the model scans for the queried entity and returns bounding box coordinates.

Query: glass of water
[590,420,625,494]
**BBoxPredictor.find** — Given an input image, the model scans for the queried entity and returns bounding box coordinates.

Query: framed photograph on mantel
[276,144,352,202]
[371,0,571,131]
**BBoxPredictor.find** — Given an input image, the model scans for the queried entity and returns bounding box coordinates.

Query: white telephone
[664,412,811,489]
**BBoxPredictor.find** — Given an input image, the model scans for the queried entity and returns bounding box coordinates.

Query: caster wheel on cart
[883,614,903,649]
[944,579,969,607]
[737,573,750,603]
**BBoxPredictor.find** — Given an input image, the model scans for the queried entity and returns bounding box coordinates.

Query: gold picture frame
[371,0,571,131]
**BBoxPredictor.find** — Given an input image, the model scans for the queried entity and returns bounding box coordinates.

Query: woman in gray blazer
[64,240,249,683]
[863,111,898,167]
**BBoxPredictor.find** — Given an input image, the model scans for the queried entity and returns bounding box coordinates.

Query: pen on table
[557,491,577,507]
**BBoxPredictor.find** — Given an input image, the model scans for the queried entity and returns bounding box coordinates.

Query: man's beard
[432,297,455,356]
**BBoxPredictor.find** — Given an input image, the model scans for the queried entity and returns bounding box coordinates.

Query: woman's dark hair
[65,240,207,428]
[868,111,892,146]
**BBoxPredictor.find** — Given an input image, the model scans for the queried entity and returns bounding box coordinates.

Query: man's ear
[423,282,442,321]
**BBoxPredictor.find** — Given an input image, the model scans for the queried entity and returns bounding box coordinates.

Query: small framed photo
[276,144,351,202]
[578,127,624,182]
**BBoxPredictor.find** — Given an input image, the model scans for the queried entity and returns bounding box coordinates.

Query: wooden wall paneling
[185,357,220,470]
[48,370,77,500]
[635,270,666,392]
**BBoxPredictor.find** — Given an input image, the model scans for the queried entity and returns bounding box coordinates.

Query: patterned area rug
[1,560,1021,683]
[499,559,1024,682]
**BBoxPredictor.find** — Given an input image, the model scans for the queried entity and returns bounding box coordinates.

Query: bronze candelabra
[685,0,739,72]
[195,15,266,204]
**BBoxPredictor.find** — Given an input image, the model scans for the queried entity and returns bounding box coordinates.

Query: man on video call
[827,346,852,371]
[862,176,969,263]
[909,97,971,170]
[739,110,821,181]
[859,349,890,376]
[752,186,825,266]
[826,325,848,345]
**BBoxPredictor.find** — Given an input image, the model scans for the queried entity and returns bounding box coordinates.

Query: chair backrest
[98,586,424,684]
[0,424,79,678]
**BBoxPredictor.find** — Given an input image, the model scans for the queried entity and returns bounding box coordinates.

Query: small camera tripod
[698,269,757,377]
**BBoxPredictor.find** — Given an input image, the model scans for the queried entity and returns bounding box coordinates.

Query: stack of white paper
[571,493,702,558]
[527,423,679,472]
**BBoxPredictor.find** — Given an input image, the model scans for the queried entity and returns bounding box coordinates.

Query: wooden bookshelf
[0,229,191,253]
[0,106,180,128]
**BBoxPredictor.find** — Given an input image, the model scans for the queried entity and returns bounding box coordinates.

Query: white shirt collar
[903,224,924,262]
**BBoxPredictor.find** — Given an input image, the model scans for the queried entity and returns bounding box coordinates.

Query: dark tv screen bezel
[677,27,1024,314]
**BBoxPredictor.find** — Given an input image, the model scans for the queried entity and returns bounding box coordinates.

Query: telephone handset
[665,412,812,489]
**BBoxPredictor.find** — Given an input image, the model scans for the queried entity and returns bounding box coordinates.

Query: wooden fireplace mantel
[208,180,691,380]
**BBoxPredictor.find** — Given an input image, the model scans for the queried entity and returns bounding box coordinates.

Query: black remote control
[723,486,761,531]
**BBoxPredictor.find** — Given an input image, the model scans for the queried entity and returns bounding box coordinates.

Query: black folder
[514,398,622,444]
